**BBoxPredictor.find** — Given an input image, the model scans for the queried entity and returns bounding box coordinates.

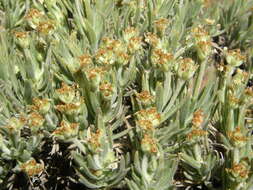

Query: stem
[193,59,207,101]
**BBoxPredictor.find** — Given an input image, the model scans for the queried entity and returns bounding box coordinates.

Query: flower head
[151,49,174,71]
[227,127,247,147]
[37,20,55,35]
[25,8,44,28]
[87,129,104,152]
[136,107,161,127]
[225,49,246,67]
[53,120,79,140]
[154,18,169,34]
[5,116,26,133]
[123,27,139,42]
[192,110,204,127]
[141,134,158,154]
[28,112,45,133]
[13,31,30,48]
[136,90,154,105]
[226,161,249,180]
[32,98,50,114]
[176,58,198,80]
[20,159,44,176]
[56,83,76,104]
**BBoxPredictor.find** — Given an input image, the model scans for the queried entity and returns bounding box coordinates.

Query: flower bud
[196,40,212,61]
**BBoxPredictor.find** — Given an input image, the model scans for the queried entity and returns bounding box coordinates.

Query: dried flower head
[20,159,44,176]
[192,25,210,42]
[25,8,43,20]
[187,128,207,140]
[13,31,30,48]
[5,116,26,133]
[99,81,115,99]
[137,119,154,131]
[55,99,84,115]
[95,48,115,65]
